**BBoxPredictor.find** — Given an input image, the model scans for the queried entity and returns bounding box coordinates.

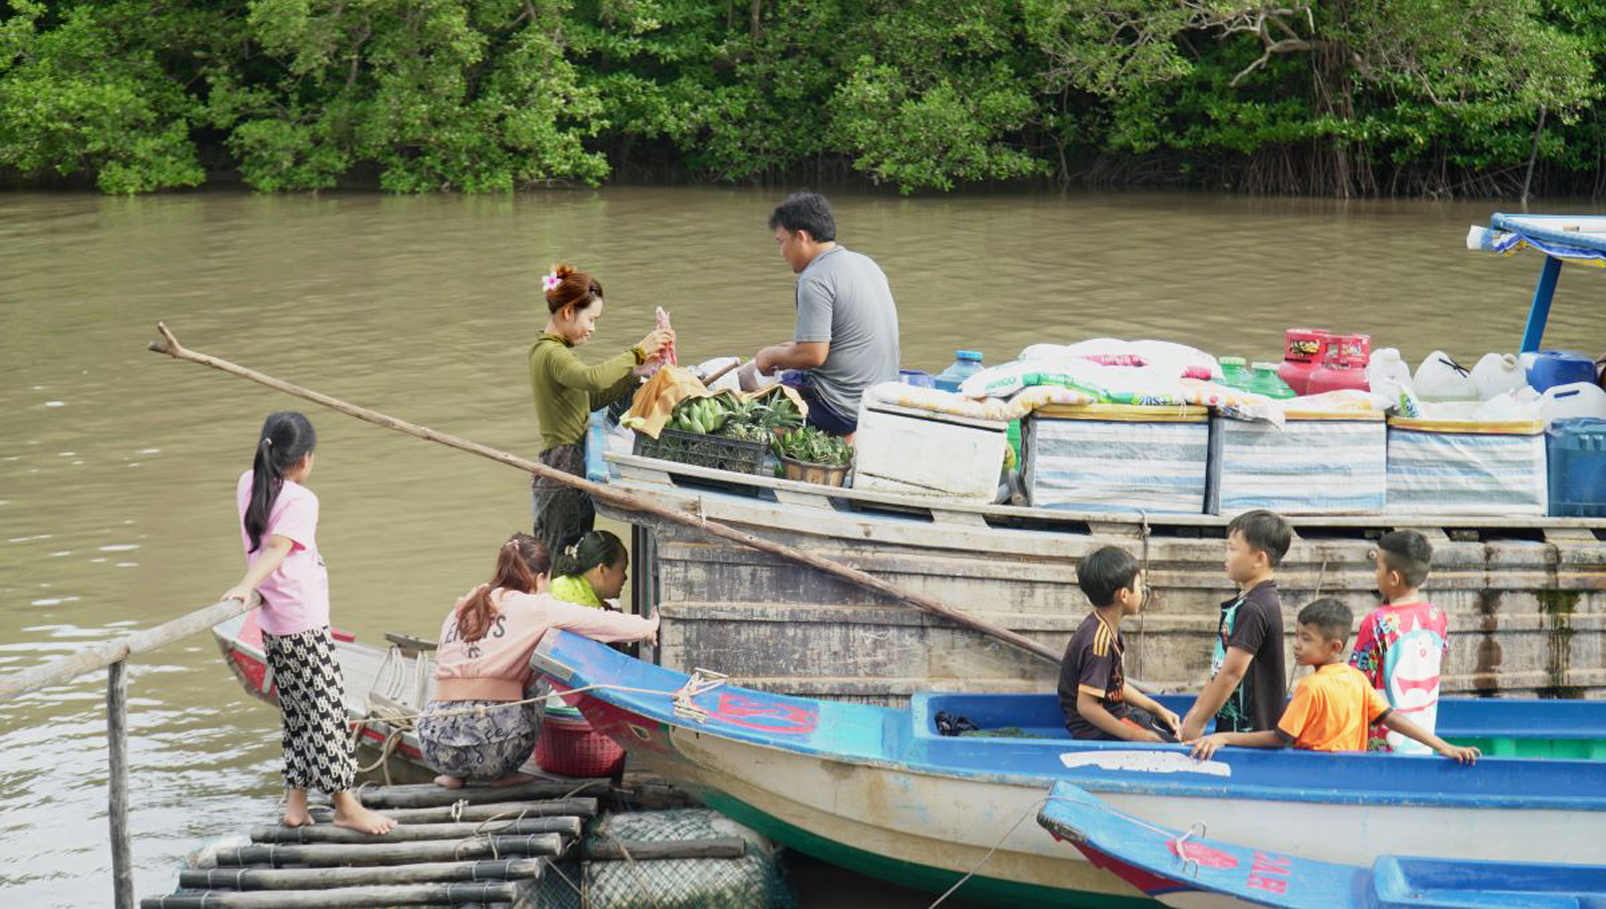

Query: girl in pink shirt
[418,533,658,789]
[221,412,394,835]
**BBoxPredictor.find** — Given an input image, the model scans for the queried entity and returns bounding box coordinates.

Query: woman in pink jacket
[416,533,658,789]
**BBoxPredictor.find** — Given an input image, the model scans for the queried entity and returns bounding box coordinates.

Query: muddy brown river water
[1,187,1599,906]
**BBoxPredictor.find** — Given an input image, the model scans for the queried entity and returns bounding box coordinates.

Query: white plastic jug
[1470,352,1528,401]
[1366,348,1414,391]
[1413,350,1477,402]
[1365,348,1419,416]
[1541,382,1606,426]
[1472,386,1542,422]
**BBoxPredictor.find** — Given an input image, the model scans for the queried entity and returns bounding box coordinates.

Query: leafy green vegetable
[772,426,853,467]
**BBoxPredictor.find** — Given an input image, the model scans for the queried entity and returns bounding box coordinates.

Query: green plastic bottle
[1250,361,1296,399]
[1218,357,1251,390]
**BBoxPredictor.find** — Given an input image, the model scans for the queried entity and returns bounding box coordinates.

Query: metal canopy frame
[1471,213,1606,352]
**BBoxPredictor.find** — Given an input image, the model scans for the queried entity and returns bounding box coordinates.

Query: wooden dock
[140,780,745,909]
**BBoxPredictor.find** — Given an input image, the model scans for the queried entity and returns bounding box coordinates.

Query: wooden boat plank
[606,451,1606,531]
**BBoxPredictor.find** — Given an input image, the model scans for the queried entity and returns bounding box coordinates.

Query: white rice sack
[959,359,1118,399]
[1019,339,1222,381]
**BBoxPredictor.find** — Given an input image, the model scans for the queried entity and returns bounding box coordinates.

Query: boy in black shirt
[1058,546,1181,741]
[1180,509,1292,740]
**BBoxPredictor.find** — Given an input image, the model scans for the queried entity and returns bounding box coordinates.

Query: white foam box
[1386,417,1548,515]
[1207,411,1387,515]
[1024,404,1211,513]
[852,402,1007,500]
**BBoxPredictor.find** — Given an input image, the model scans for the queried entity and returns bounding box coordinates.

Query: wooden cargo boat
[601,212,1606,704]
[532,629,1606,908]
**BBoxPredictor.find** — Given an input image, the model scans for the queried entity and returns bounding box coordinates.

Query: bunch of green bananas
[668,396,730,435]
[668,389,806,440]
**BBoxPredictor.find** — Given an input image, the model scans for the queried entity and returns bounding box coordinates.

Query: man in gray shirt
[752,192,900,436]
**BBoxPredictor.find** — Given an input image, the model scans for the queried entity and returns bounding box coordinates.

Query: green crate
[634,427,768,475]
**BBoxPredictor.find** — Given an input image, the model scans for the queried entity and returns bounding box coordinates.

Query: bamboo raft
[140,781,753,908]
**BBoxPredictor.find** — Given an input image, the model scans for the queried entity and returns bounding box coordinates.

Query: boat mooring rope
[927,795,1206,907]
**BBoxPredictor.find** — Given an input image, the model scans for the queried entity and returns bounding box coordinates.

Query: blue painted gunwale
[1037,780,1606,909]
[531,630,1606,813]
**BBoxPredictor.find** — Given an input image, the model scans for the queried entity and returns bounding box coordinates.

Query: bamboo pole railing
[0,593,260,908]
[145,322,1061,665]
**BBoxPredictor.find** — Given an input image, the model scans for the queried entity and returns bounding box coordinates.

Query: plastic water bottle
[934,350,986,393]
[1248,362,1296,399]
[1218,357,1251,390]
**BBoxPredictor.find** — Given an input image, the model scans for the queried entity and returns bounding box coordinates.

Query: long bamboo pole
[0,594,257,703]
[147,323,1059,665]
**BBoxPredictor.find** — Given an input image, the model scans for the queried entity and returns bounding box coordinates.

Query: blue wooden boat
[531,630,1606,908]
[1038,780,1606,908]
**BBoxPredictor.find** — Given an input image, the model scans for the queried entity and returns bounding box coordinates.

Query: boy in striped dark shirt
[1058,546,1181,742]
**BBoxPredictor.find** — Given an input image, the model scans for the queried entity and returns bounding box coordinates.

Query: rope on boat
[346,669,731,729]
[340,669,732,778]
[927,795,1207,908]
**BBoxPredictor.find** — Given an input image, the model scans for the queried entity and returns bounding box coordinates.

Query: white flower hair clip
[542,272,562,292]
[564,543,580,559]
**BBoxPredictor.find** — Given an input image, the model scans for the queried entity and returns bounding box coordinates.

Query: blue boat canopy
[1467,212,1606,351]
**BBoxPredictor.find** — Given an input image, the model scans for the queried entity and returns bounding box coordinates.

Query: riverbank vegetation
[2,0,1602,197]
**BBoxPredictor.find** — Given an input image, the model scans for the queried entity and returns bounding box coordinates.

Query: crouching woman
[416,533,658,789]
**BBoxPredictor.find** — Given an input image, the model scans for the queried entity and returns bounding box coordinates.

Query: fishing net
[531,808,795,909]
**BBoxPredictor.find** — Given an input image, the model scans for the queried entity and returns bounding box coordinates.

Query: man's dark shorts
[780,370,857,435]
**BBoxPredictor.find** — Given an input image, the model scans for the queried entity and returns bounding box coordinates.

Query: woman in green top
[530,264,674,553]
[549,530,629,609]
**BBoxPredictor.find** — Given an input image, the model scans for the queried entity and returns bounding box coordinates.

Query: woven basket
[536,713,626,777]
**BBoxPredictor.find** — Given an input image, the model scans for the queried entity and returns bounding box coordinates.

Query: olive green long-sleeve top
[528,333,645,453]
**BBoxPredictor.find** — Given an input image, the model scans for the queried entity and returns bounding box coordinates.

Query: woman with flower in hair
[528,264,674,553]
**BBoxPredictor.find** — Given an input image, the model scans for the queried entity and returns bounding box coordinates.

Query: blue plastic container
[933,350,986,393]
[585,409,610,482]
[1547,416,1606,517]
[898,369,935,388]
[1527,350,1597,392]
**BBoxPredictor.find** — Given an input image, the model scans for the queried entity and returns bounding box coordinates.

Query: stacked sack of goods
[857,333,1606,517]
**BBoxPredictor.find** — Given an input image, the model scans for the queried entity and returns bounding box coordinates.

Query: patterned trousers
[263,626,356,793]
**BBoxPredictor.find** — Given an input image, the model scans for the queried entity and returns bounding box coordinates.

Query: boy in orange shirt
[1187,599,1479,763]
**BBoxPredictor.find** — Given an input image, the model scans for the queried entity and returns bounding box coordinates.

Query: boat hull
[603,454,1606,705]
[538,634,1606,908]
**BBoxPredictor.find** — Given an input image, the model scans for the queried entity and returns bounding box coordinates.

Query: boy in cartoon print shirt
[1351,531,1449,753]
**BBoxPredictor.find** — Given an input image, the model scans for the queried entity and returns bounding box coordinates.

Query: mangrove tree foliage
[1,0,1600,195]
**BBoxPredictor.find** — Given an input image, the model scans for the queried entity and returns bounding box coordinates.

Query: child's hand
[1188,733,1228,760]
[1157,708,1183,737]
[1179,713,1207,742]
[221,585,254,604]
[1438,743,1481,765]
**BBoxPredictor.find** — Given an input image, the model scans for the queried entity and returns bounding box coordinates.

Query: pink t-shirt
[236,470,330,635]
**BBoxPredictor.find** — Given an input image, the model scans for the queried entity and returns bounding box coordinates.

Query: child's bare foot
[489,772,535,788]
[433,774,465,790]
[330,792,396,835]
[281,788,316,827]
